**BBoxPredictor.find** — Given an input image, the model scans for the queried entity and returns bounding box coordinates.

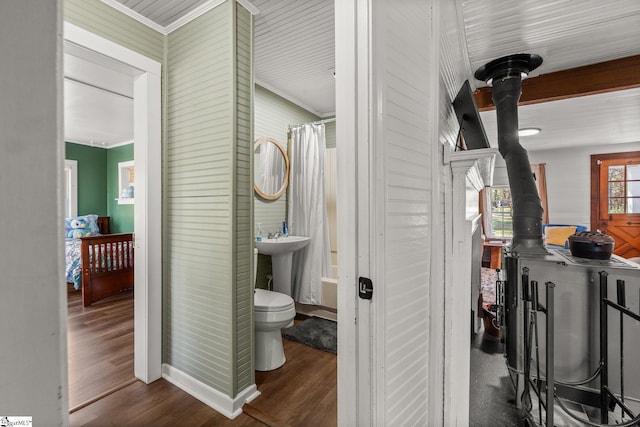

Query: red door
[591,152,640,258]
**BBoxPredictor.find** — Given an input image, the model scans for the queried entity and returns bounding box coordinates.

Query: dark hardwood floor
[68,292,337,426]
[67,288,135,410]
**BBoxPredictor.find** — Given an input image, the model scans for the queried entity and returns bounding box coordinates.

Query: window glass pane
[609,181,625,197]
[628,181,640,197]
[627,164,640,180]
[628,197,640,214]
[609,197,625,213]
[490,188,513,238]
[608,166,625,181]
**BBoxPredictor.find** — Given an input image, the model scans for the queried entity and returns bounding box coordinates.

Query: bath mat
[282,317,337,355]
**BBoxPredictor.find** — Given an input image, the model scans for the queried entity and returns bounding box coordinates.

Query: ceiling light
[518,127,541,137]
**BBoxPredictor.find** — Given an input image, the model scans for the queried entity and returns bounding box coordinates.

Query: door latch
[359,277,373,300]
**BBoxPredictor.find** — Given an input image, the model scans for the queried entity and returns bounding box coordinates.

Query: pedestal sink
[255,236,311,296]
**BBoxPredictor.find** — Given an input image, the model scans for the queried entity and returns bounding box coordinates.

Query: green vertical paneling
[233,3,253,394]
[107,144,134,233]
[65,142,107,216]
[64,0,164,63]
[254,85,319,235]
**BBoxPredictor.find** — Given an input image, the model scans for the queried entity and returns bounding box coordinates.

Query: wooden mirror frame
[253,137,290,201]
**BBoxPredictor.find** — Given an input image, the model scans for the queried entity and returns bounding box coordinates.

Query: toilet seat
[254,289,294,312]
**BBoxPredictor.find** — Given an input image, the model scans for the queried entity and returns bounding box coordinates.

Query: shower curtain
[289,123,331,304]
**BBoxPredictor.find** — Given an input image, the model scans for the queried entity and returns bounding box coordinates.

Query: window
[117,160,135,205]
[64,159,78,218]
[490,187,512,238]
[608,164,640,214]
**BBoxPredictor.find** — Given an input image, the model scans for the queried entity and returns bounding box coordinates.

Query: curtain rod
[288,117,336,131]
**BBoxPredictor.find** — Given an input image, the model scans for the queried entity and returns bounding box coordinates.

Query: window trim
[64,159,78,218]
[488,185,513,239]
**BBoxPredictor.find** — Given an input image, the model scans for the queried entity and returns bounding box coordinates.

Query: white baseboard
[162,363,261,419]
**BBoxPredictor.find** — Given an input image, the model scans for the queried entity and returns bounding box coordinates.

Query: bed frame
[78,216,134,306]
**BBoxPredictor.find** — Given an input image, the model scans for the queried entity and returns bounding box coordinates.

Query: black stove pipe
[475,54,547,255]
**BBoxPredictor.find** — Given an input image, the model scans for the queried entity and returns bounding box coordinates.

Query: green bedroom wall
[65,142,107,216]
[107,144,134,233]
[64,142,134,232]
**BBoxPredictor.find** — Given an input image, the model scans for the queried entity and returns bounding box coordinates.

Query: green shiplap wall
[67,0,255,399]
[165,1,253,398]
[65,142,107,216]
[325,120,336,149]
[254,85,319,234]
[107,144,134,233]
[64,0,164,64]
[234,4,254,394]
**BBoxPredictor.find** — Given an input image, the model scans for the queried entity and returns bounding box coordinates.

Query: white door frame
[336,0,373,424]
[64,22,162,383]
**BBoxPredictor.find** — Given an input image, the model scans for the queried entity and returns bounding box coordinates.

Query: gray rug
[282,317,337,355]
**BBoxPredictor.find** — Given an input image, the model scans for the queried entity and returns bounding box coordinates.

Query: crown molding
[101,0,259,35]
[236,0,260,15]
[256,79,323,118]
[164,0,226,33]
[100,0,166,33]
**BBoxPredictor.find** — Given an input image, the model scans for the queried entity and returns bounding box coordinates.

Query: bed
[65,215,134,306]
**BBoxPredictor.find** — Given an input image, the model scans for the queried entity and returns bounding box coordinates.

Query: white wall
[0,1,67,424]
[529,142,639,227]
[435,0,477,424]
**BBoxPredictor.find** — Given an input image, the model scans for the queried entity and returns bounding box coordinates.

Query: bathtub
[294,265,338,321]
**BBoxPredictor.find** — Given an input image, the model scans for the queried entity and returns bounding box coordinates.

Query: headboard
[97,216,110,235]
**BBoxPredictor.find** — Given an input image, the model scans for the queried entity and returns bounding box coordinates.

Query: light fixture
[518,127,541,137]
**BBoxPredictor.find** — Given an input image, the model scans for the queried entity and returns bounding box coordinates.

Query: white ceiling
[252,0,335,117]
[67,0,640,152]
[108,0,211,27]
[463,0,640,152]
[64,42,135,148]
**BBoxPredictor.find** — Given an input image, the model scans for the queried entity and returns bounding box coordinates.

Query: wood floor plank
[68,292,337,426]
[67,289,135,409]
[70,380,263,426]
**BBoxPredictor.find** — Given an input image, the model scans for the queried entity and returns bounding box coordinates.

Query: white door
[337,0,441,425]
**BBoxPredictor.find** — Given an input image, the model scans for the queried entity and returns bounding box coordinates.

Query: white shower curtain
[288,123,331,304]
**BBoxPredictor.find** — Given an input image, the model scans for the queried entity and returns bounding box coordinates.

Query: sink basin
[255,236,311,296]
[255,236,311,255]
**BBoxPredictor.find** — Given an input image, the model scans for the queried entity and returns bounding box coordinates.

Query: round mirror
[254,137,289,200]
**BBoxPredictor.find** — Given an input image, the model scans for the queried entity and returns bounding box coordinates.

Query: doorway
[63,22,162,388]
[591,151,640,258]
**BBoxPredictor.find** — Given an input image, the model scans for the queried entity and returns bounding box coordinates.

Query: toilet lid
[254,289,294,312]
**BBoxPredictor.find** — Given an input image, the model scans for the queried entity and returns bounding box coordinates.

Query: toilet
[253,248,296,371]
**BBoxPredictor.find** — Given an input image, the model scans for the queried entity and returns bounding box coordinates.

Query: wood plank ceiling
[90,0,640,152]
[112,0,211,27]
[460,0,640,151]
[108,0,336,116]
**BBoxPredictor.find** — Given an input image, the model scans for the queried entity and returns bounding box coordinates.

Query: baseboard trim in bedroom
[69,377,138,414]
[161,363,261,419]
